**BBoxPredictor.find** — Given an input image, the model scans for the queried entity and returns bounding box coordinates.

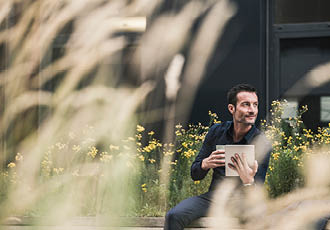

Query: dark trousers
[165,192,329,230]
[164,192,212,230]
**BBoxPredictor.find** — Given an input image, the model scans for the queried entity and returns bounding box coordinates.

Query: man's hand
[201,150,225,170]
[228,153,258,184]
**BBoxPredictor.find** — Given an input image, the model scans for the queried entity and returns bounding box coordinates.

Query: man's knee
[165,208,185,229]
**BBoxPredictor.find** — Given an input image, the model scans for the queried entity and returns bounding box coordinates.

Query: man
[164,83,270,230]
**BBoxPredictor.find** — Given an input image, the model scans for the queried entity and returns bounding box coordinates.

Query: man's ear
[228,104,235,115]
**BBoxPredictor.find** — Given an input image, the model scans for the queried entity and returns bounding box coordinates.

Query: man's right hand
[201,150,225,170]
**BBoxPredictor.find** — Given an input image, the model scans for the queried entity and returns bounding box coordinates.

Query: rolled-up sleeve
[191,124,219,181]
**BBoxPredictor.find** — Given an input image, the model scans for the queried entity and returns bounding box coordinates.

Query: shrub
[263,100,330,198]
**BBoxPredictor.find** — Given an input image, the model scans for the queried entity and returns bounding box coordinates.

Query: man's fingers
[228,163,237,171]
[213,149,225,154]
[213,154,225,159]
[231,156,241,173]
[209,153,224,162]
[212,159,225,164]
[234,154,244,169]
[209,163,225,168]
[210,158,225,167]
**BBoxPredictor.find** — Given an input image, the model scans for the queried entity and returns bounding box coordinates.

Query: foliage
[2,102,330,216]
[263,100,330,198]
[0,112,221,217]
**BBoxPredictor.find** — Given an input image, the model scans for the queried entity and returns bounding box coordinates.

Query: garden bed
[2,215,329,229]
[1,217,236,230]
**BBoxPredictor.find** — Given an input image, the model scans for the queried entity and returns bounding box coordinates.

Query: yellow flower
[7,162,16,168]
[15,153,23,161]
[272,152,280,161]
[148,159,156,164]
[300,145,307,151]
[194,180,200,185]
[141,184,147,192]
[170,160,177,165]
[148,131,155,136]
[175,124,182,129]
[87,146,98,158]
[175,130,182,136]
[183,149,196,158]
[137,125,145,132]
[164,150,174,156]
[135,134,142,141]
[138,155,145,161]
[141,184,148,192]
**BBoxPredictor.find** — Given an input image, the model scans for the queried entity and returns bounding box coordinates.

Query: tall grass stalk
[0,0,232,226]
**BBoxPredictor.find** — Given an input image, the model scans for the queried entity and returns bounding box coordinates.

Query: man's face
[228,91,258,125]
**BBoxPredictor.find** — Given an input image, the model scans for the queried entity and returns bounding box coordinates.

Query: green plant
[263,100,330,198]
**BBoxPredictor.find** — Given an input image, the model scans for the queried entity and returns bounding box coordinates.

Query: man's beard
[237,115,256,125]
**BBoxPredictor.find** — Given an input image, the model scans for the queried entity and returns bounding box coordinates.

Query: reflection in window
[321,96,330,122]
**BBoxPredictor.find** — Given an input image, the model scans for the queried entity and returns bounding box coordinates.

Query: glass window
[275,0,330,24]
[321,96,330,122]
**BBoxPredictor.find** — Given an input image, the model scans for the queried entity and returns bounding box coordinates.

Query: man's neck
[232,122,252,143]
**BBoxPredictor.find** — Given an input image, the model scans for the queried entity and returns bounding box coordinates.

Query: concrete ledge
[2,216,329,230]
[1,217,213,228]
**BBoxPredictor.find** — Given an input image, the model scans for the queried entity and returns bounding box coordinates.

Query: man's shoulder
[253,126,262,136]
[209,121,232,134]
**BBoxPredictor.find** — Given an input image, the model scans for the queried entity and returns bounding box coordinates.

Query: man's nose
[248,105,256,113]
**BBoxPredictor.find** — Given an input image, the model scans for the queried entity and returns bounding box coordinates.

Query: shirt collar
[226,121,257,143]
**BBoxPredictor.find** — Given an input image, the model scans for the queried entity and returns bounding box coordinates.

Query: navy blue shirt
[191,121,271,191]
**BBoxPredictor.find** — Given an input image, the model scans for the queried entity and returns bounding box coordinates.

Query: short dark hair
[227,83,258,106]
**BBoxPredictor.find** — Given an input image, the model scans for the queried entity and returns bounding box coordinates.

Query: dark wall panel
[189,0,266,125]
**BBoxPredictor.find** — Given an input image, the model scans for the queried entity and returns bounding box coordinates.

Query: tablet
[224,145,255,176]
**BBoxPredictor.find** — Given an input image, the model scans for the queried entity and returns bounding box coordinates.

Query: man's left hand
[228,153,258,184]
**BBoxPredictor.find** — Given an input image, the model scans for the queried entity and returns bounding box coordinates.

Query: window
[275,0,330,24]
[320,96,330,122]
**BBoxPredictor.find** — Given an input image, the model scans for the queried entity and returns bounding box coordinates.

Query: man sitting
[164,83,271,230]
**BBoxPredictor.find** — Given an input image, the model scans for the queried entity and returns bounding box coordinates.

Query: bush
[1,104,330,216]
[263,100,330,198]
